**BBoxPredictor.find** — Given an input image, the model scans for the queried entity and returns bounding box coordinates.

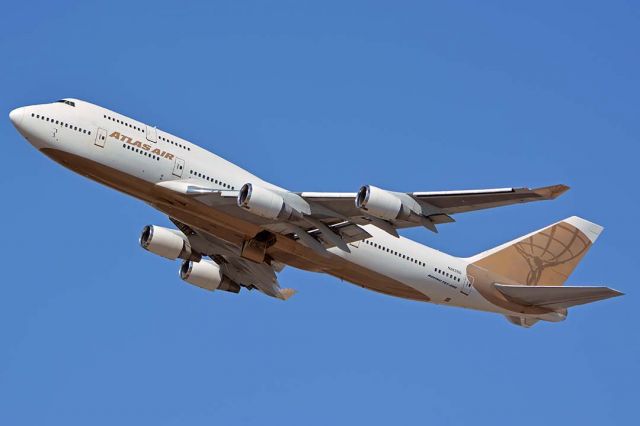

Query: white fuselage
[10,99,513,316]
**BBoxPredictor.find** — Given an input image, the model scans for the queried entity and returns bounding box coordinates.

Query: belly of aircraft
[41,148,433,303]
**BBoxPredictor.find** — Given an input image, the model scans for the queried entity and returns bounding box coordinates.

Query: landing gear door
[95,128,107,147]
[146,125,157,143]
[172,157,185,177]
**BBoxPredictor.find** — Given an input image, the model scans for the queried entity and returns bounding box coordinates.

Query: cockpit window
[56,99,76,107]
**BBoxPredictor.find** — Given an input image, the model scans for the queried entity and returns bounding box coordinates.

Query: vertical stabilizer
[468,216,603,286]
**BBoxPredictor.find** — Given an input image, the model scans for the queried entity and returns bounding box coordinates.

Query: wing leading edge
[301,184,569,234]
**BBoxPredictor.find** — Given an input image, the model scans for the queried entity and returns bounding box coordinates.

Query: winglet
[533,184,570,200]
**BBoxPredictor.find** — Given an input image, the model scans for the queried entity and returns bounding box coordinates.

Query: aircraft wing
[409,184,569,214]
[157,180,568,255]
[300,184,569,234]
[171,218,294,300]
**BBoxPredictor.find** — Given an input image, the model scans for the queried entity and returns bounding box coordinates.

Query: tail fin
[469,216,603,286]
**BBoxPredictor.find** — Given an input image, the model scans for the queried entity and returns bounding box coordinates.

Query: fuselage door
[146,125,157,143]
[172,157,185,177]
[461,275,474,296]
[95,128,107,147]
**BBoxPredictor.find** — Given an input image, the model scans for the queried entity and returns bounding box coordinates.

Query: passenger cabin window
[103,114,144,133]
[33,113,90,135]
[361,239,427,267]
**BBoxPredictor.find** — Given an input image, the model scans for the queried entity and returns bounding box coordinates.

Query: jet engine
[355,185,414,221]
[237,183,302,220]
[139,225,199,261]
[179,260,241,293]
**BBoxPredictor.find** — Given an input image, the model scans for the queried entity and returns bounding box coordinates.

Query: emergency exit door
[172,157,185,177]
[95,128,107,147]
[146,125,157,143]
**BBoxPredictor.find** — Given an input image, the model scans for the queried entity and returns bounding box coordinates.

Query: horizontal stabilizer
[495,284,623,309]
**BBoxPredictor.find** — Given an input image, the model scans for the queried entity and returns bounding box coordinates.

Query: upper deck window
[56,99,76,107]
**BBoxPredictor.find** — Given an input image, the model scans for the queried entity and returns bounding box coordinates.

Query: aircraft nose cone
[9,107,25,127]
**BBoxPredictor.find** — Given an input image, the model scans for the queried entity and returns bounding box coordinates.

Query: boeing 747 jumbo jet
[9,99,622,327]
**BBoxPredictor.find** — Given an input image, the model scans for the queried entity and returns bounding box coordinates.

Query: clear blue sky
[1,1,638,425]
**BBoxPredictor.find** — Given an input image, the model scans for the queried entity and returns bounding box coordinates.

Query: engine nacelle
[139,225,197,261]
[179,260,241,293]
[355,185,409,221]
[237,183,301,220]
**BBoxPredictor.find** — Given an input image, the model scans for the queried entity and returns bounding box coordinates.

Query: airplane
[9,98,623,327]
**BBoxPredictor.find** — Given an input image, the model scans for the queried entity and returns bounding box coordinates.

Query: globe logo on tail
[514,223,591,286]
